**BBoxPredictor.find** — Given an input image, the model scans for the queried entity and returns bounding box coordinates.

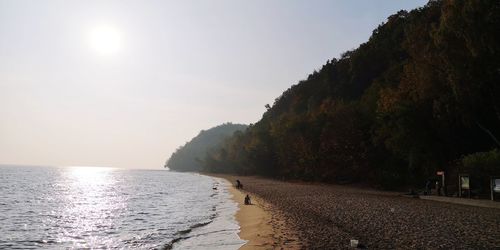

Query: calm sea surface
[0,165,244,249]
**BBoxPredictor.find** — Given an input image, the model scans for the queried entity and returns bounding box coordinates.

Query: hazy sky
[0,0,427,169]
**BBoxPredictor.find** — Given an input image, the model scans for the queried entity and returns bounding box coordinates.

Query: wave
[163,219,215,250]
[163,177,243,250]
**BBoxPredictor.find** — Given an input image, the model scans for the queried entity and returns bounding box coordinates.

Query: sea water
[0,165,244,249]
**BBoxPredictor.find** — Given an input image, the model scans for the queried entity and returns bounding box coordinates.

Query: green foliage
[462,149,500,175]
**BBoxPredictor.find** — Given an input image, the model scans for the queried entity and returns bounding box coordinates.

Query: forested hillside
[165,123,247,172]
[202,0,500,188]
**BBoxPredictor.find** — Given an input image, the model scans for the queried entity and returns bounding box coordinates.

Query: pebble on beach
[226,176,500,249]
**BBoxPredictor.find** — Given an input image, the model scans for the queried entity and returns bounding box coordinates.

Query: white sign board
[494,179,500,193]
[461,176,470,189]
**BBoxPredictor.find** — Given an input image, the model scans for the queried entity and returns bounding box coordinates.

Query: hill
[165,123,247,172]
[202,0,500,189]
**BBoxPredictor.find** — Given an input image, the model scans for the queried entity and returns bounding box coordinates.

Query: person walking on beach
[244,194,251,205]
[436,180,441,196]
[236,179,243,189]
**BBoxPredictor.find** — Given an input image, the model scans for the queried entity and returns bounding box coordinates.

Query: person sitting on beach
[244,194,251,205]
[236,179,243,189]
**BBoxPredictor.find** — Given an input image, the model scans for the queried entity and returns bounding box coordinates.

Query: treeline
[165,123,247,172]
[201,0,500,188]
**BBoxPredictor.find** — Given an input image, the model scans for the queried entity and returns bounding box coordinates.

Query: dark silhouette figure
[244,194,251,205]
[236,180,243,189]
[436,181,442,196]
[425,179,431,195]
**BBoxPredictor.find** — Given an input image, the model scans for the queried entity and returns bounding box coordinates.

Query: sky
[0,0,428,169]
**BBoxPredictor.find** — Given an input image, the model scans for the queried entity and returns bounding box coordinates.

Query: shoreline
[225,179,274,249]
[213,175,301,249]
[220,175,500,249]
[208,173,499,248]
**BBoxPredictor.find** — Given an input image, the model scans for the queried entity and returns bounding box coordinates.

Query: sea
[0,165,245,249]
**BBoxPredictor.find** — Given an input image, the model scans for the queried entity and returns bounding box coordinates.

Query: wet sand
[220,175,500,249]
[223,178,301,249]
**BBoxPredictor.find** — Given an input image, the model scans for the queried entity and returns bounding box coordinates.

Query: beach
[219,175,500,249]
[220,177,301,250]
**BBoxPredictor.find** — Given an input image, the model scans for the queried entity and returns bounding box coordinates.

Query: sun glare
[88,25,123,55]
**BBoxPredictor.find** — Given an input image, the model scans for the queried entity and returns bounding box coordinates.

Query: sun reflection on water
[56,167,126,248]
[1,167,237,249]
[67,166,117,186]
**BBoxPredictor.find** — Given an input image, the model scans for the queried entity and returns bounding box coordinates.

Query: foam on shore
[171,177,245,249]
[225,179,275,249]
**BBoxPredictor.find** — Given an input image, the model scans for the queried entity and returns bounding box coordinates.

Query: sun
[88,25,123,55]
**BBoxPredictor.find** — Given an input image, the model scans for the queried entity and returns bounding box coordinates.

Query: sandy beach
[218,175,500,249]
[221,177,301,250]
